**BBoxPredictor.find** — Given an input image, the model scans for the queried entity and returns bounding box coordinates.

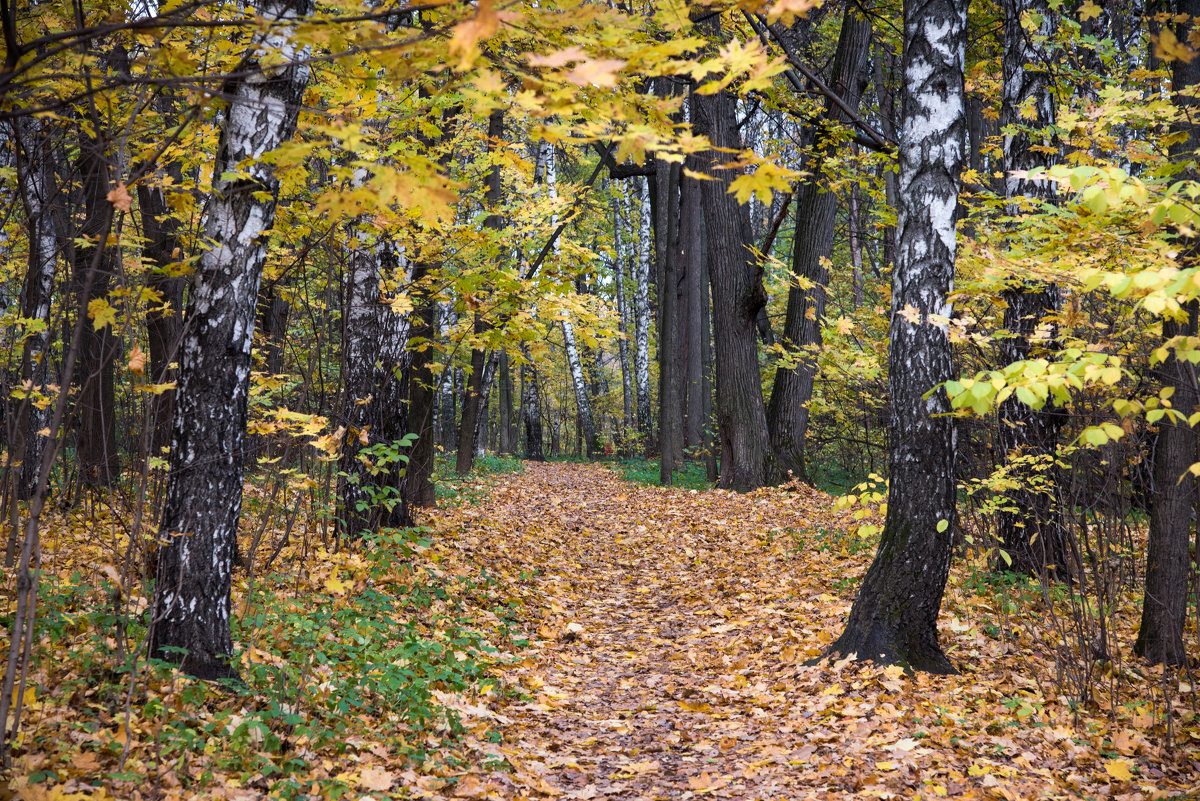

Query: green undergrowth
[607,457,712,490]
[433,452,525,506]
[8,521,521,799]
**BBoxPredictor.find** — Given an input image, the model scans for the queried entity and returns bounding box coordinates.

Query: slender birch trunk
[9,117,58,501]
[634,177,653,446]
[614,189,634,448]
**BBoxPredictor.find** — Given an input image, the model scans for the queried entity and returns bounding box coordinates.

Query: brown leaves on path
[429,461,1200,801]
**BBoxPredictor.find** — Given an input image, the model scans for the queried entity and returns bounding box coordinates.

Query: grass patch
[609,458,712,490]
[433,452,524,506]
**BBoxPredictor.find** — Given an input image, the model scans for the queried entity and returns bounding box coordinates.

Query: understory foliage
[3,0,1200,795]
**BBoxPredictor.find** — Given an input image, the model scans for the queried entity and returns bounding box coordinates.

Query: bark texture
[520,344,545,461]
[151,0,312,679]
[1135,0,1200,665]
[767,7,872,481]
[690,30,776,491]
[10,117,59,500]
[829,0,967,674]
[634,178,653,446]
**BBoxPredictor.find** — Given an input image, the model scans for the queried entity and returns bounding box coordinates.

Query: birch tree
[828,0,967,673]
[150,0,313,678]
[634,177,653,446]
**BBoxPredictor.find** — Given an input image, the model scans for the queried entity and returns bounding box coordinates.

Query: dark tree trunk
[690,22,776,491]
[995,0,1071,579]
[828,0,967,674]
[403,262,438,511]
[498,351,514,454]
[1135,1,1200,666]
[767,7,872,482]
[338,238,413,538]
[659,160,682,484]
[74,135,121,488]
[521,345,545,461]
[456,109,504,474]
[681,157,705,452]
[150,0,312,680]
[137,165,185,460]
[10,117,59,501]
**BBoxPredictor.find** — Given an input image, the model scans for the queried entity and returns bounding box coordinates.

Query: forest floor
[423,462,1200,800]
[5,460,1200,800]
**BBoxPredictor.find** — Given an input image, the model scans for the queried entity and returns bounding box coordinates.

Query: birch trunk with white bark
[829,0,967,673]
[150,0,312,679]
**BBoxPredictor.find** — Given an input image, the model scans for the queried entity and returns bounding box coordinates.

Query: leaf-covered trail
[431,462,1198,800]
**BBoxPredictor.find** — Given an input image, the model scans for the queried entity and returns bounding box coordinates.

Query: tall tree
[150,0,313,679]
[9,117,59,501]
[540,140,598,456]
[828,0,968,673]
[995,0,1071,578]
[339,233,414,538]
[691,14,777,491]
[767,5,873,481]
[634,177,653,448]
[456,109,504,474]
[1134,0,1200,666]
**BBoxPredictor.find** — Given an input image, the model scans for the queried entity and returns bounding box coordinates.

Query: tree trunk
[150,0,312,680]
[659,160,682,484]
[521,344,545,461]
[339,236,414,538]
[614,190,635,451]
[498,351,514,454]
[9,117,59,501]
[74,135,121,488]
[472,351,500,458]
[995,0,1071,579]
[828,0,967,674]
[403,261,438,511]
[767,7,872,482]
[137,164,186,461]
[1135,1,1200,665]
[634,178,653,447]
[539,140,598,456]
[456,109,504,474]
[681,156,705,453]
[690,22,776,491]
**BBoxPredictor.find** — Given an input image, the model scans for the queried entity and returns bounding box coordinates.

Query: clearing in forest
[426,461,1199,800]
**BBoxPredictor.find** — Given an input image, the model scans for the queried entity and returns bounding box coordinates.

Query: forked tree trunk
[828,0,967,674]
[690,26,776,491]
[456,109,504,475]
[150,0,312,679]
[767,6,872,482]
[995,0,1071,579]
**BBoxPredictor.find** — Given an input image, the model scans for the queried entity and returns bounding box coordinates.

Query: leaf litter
[5,461,1199,800]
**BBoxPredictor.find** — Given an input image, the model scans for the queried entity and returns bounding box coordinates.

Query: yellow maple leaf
[107,181,133,213]
[1155,29,1196,63]
[563,58,625,88]
[448,0,499,69]
[88,297,118,331]
[1104,759,1133,781]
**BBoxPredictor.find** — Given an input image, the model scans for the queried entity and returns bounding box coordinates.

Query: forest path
[427,461,1191,800]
